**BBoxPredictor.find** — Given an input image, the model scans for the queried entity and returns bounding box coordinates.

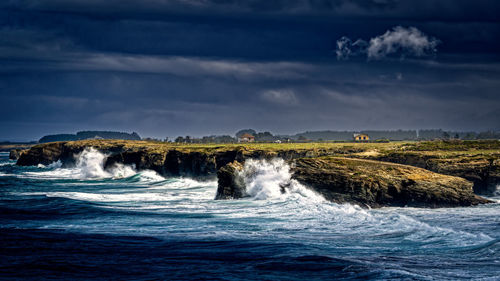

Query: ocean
[0,150,499,280]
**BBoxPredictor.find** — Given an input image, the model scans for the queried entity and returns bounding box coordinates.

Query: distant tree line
[173,135,236,144]
[294,130,418,141]
[167,129,500,143]
[418,130,500,140]
[171,129,284,143]
[293,129,500,141]
[38,129,500,144]
[39,131,141,143]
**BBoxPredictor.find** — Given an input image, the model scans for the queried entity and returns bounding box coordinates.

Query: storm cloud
[0,0,499,141]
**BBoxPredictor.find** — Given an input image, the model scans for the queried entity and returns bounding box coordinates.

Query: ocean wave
[0,158,15,166]
[241,158,325,203]
[5,155,496,252]
[17,148,168,184]
[210,158,494,248]
[42,191,173,203]
[493,184,500,197]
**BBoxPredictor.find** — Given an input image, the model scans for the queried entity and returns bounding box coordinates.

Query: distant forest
[39,131,141,143]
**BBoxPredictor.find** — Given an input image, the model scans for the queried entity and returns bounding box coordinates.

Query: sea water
[0,149,499,280]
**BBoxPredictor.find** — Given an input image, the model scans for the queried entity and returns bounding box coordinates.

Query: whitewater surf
[0,150,499,280]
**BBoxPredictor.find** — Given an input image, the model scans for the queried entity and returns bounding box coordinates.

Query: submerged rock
[215,161,246,199]
[291,157,492,208]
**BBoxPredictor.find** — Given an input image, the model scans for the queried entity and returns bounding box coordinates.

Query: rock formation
[291,157,491,208]
[9,149,25,160]
[215,161,246,199]
[14,140,496,208]
[361,150,500,194]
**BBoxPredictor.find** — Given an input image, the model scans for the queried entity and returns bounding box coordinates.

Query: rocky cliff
[14,140,495,208]
[15,140,342,178]
[370,152,500,194]
[9,149,25,160]
[291,157,490,208]
[353,140,500,194]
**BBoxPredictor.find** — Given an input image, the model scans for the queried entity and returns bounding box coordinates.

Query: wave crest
[21,148,164,182]
[242,158,325,202]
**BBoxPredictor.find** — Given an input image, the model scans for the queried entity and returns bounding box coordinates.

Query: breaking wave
[74,148,136,178]
[241,158,325,202]
[494,184,500,196]
[1,149,499,280]
[22,148,162,182]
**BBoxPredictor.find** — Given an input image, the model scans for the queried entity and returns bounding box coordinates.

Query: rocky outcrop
[291,157,491,208]
[9,149,25,160]
[369,152,500,194]
[16,142,66,166]
[14,140,495,208]
[15,141,339,177]
[215,161,246,199]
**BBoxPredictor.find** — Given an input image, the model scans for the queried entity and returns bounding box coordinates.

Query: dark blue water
[1,150,499,280]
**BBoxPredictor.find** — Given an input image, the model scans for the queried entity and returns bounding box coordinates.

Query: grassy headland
[13,139,500,207]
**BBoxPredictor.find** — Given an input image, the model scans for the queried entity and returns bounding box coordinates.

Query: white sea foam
[8,155,496,250]
[203,158,493,247]
[493,184,500,196]
[242,158,325,202]
[43,191,171,202]
[15,148,170,184]
[72,148,136,179]
[36,160,62,169]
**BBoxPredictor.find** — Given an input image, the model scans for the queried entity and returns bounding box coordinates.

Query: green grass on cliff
[56,139,408,155]
[31,139,500,160]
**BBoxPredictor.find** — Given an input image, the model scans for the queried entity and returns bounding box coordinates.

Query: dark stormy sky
[1,0,500,141]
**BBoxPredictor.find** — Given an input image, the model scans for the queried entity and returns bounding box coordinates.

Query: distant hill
[39,131,141,143]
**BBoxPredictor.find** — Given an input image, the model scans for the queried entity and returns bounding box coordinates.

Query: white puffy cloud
[336,26,440,60]
[367,26,440,59]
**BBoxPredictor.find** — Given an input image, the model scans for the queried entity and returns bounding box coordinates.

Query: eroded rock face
[16,142,66,166]
[215,161,246,199]
[372,152,500,194]
[291,157,492,208]
[14,140,495,208]
[9,149,25,160]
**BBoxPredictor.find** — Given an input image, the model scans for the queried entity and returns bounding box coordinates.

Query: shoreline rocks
[364,152,500,194]
[215,161,246,199]
[291,157,491,208]
[9,149,25,160]
[13,140,495,208]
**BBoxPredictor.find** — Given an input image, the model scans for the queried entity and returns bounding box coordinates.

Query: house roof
[240,133,254,138]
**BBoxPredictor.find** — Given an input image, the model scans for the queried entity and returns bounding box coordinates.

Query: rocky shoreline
[12,140,498,208]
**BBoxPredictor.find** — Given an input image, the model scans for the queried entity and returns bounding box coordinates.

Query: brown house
[238,133,255,143]
[353,133,369,142]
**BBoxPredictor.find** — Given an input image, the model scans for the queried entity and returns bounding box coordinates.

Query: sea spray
[21,148,159,181]
[74,148,135,178]
[241,158,325,202]
[494,184,500,197]
[1,151,499,280]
